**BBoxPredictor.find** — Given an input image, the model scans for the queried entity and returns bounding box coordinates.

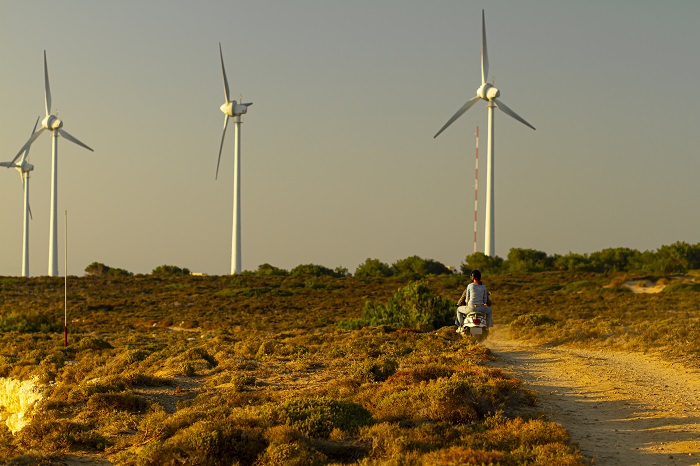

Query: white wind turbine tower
[434,10,535,257]
[1,117,40,277]
[216,43,252,275]
[12,50,94,276]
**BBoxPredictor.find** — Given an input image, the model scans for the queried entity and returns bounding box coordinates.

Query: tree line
[82,241,700,278]
[463,241,700,275]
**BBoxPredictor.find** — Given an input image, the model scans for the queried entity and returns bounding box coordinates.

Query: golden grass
[0,272,634,464]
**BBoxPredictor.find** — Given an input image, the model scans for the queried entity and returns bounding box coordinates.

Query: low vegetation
[0,272,588,465]
[1,252,699,464]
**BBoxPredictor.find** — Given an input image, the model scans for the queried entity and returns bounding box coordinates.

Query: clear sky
[1,0,698,276]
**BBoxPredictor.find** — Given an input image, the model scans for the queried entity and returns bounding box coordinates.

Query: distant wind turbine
[12,50,94,276]
[216,43,252,275]
[434,10,535,257]
[1,117,40,277]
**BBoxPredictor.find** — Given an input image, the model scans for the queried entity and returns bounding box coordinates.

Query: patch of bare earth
[485,328,700,465]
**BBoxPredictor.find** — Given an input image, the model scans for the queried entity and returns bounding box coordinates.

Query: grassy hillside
[0,271,697,464]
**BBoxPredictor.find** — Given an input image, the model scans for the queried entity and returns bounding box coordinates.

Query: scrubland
[0,270,698,465]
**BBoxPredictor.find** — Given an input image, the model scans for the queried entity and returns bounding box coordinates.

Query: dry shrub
[87,391,150,414]
[120,348,151,365]
[371,368,522,424]
[158,346,218,377]
[232,373,256,390]
[349,357,398,384]
[258,442,328,466]
[476,415,571,451]
[384,364,454,386]
[256,340,302,359]
[165,420,266,466]
[266,396,374,439]
[76,335,113,351]
[17,411,109,452]
[69,377,128,402]
[184,347,217,367]
[359,422,412,459]
[134,406,169,443]
[422,446,506,465]
[509,442,583,465]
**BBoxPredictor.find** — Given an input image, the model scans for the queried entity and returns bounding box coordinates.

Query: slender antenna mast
[473,126,479,254]
[64,210,68,347]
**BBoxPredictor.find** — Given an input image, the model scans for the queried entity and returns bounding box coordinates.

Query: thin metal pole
[64,210,68,347]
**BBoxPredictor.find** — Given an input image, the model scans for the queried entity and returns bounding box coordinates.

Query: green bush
[461,252,504,274]
[663,283,700,293]
[355,258,393,278]
[0,311,61,333]
[339,281,453,331]
[290,263,341,278]
[253,263,289,276]
[136,420,267,466]
[391,255,451,277]
[152,264,191,276]
[267,397,374,438]
[84,262,132,277]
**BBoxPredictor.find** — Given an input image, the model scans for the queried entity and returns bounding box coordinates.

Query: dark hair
[470,269,481,280]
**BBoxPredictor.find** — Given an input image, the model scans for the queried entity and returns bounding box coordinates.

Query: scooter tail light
[473,319,481,325]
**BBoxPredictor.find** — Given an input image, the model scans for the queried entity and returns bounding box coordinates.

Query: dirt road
[485,328,700,465]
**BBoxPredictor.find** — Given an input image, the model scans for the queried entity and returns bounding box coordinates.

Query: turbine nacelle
[220,100,251,117]
[477,82,499,101]
[19,161,34,173]
[42,114,63,130]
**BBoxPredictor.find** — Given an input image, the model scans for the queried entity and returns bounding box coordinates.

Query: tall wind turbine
[216,43,252,275]
[434,10,535,257]
[12,51,94,276]
[1,117,40,277]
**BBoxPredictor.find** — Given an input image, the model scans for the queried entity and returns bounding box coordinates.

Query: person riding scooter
[455,269,493,331]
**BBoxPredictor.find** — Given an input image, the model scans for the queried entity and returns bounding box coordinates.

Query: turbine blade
[58,128,94,151]
[44,50,52,115]
[31,116,40,134]
[434,95,481,139]
[219,43,231,104]
[494,98,536,130]
[22,116,41,163]
[11,128,46,164]
[216,115,229,180]
[481,10,489,84]
[0,161,13,167]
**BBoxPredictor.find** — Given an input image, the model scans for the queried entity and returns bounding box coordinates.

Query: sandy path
[485,328,700,465]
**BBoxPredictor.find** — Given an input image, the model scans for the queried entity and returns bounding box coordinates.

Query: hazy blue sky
[1,1,698,276]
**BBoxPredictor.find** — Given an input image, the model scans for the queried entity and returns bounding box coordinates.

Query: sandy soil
[485,328,700,465]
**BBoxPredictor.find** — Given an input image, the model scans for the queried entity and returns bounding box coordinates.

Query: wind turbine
[11,50,93,277]
[434,10,535,257]
[1,117,40,277]
[216,43,252,275]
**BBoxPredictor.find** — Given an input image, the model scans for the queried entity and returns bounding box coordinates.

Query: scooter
[456,293,491,343]
[458,310,489,343]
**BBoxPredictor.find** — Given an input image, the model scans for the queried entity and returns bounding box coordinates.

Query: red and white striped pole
[473,126,479,254]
